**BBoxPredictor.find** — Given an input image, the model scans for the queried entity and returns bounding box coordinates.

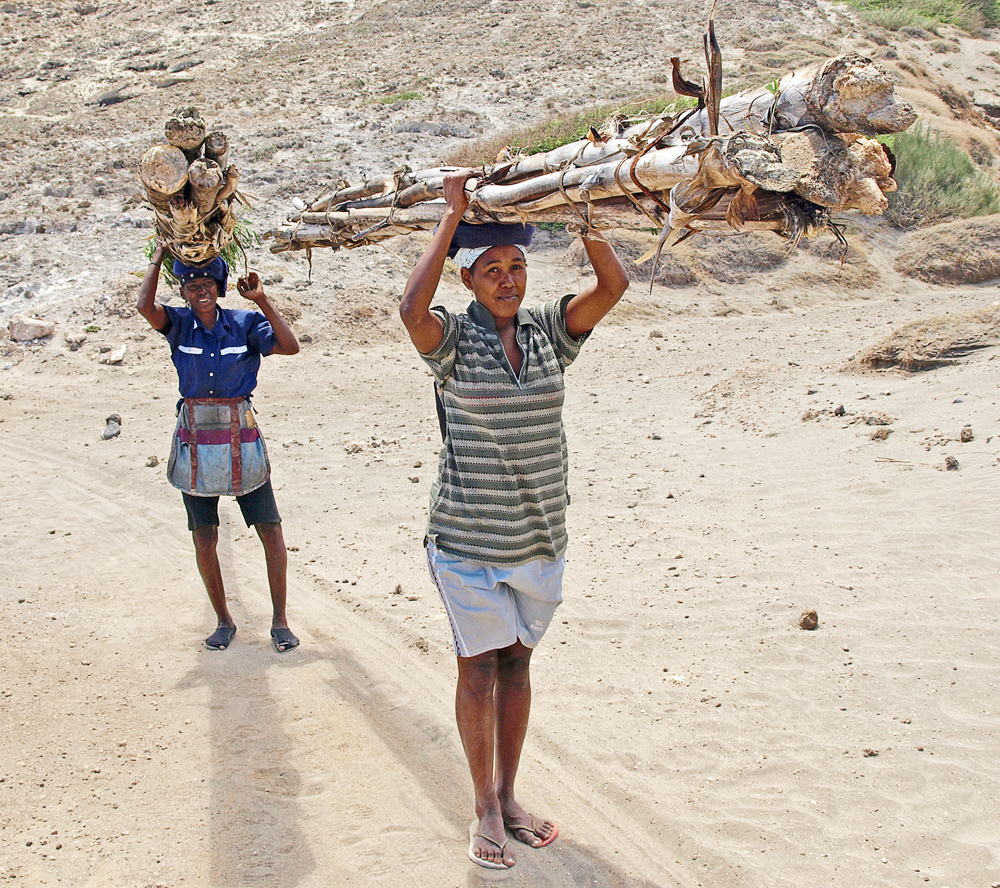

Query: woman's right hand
[400,171,471,355]
[442,169,475,215]
[151,237,169,267]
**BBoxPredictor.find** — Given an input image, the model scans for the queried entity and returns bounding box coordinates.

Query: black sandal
[205,624,236,650]
[270,627,299,652]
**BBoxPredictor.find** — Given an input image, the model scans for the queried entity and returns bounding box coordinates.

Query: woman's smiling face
[461,245,528,321]
[181,277,219,317]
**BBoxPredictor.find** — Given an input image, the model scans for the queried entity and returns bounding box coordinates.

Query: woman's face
[461,245,527,321]
[181,277,219,316]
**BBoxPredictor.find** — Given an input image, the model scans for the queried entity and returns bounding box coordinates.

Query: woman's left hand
[237,272,265,303]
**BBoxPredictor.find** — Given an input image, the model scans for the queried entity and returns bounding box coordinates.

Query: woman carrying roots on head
[400,170,628,869]
[137,241,300,654]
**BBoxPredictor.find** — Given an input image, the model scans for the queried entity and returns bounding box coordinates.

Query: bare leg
[496,641,558,847]
[456,651,515,868]
[192,526,234,628]
[254,521,289,628]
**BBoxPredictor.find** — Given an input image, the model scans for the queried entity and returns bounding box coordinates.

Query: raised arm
[563,234,630,338]
[237,273,300,356]
[136,240,170,332]
[399,170,474,354]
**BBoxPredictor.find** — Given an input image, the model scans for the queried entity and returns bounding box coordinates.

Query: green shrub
[882,127,1000,228]
[863,5,934,29]
[848,0,1000,34]
[375,90,421,105]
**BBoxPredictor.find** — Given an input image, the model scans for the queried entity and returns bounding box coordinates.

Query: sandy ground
[3,2,1000,887]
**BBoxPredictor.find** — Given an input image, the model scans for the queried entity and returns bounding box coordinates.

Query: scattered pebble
[945,455,959,470]
[97,344,127,365]
[64,331,87,351]
[102,414,121,439]
[799,609,819,630]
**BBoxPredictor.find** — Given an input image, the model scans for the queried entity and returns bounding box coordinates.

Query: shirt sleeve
[245,312,278,356]
[529,295,590,371]
[160,305,181,350]
[417,305,458,382]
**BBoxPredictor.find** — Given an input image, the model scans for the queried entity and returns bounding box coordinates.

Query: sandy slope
[2,2,1000,887]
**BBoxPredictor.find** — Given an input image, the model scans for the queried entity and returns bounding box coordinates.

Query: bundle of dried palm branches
[270,23,915,259]
[139,108,243,265]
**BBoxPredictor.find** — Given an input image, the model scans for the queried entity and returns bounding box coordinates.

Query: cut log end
[165,107,207,152]
[204,131,229,169]
[806,53,917,135]
[139,145,189,213]
[188,158,224,218]
[139,145,188,193]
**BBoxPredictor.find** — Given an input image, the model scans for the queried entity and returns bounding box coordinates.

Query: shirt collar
[467,299,538,332]
[191,306,227,333]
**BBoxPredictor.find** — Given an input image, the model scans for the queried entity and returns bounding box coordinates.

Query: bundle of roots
[139,107,245,265]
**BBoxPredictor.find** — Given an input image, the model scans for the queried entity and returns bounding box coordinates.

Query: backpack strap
[434,383,447,442]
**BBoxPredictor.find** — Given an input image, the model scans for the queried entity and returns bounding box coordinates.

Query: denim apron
[167,397,270,496]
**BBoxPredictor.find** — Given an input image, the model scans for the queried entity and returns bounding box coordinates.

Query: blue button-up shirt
[161,305,277,398]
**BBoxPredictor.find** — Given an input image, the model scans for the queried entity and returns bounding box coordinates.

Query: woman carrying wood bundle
[400,170,629,869]
[137,242,301,653]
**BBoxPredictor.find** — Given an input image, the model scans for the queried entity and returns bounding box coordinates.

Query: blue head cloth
[445,221,534,259]
[173,256,229,299]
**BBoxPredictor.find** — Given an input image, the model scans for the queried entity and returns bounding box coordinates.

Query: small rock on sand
[102,413,122,438]
[9,317,54,341]
[98,344,127,365]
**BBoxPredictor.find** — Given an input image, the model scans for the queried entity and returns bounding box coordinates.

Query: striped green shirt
[421,296,589,567]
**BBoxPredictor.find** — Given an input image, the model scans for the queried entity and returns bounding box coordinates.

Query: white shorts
[425,540,565,658]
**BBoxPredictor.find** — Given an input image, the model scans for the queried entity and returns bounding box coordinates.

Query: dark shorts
[182,479,281,531]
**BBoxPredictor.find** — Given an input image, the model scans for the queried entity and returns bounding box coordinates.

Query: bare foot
[503,804,559,848]
[468,817,515,869]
